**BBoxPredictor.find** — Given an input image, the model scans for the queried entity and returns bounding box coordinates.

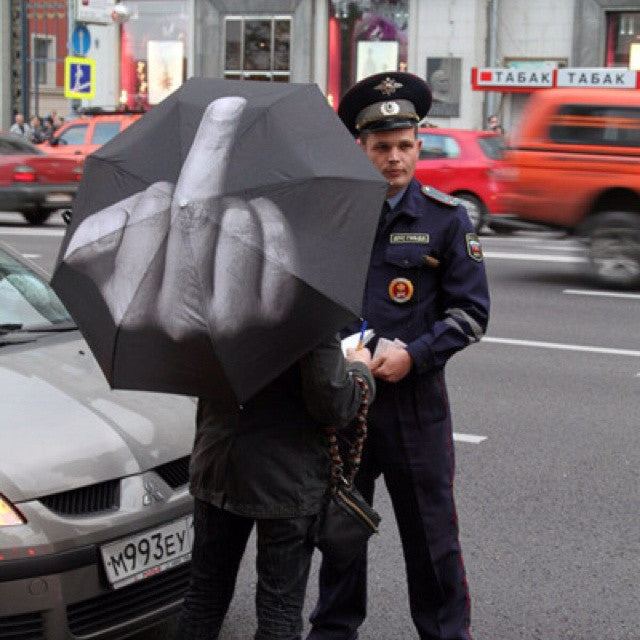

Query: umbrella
[51,78,387,404]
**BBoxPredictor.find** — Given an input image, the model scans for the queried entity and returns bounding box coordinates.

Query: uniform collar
[387,179,422,220]
[386,186,408,211]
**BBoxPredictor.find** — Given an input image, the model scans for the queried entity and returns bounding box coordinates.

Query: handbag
[310,375,381,572]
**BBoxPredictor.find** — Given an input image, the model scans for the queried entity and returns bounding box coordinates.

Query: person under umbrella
[175,337,375,640]
[167,100,376,640]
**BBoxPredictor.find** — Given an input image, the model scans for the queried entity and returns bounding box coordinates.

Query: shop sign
[473,67,553,89]
[556,68,637,88]
[472,67,640,92]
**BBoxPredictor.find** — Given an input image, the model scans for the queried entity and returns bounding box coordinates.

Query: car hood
[0,332,196,502]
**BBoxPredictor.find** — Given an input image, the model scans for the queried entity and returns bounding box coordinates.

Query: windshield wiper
[0,321,77,335]
[0,323,23,335]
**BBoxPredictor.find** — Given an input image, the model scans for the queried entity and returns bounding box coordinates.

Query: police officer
[307,72,490,640]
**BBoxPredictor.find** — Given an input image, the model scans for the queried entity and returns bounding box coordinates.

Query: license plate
[45,193,73,203]
[100,515,193,589]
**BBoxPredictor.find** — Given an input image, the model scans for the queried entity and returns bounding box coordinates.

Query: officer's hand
[346,346,372,368]
[64,97,298,337]
[371,347,412,382]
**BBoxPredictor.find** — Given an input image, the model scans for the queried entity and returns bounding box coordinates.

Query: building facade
[2,0,640,132]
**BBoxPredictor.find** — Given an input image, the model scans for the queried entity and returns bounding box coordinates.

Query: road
[2,212,639,640]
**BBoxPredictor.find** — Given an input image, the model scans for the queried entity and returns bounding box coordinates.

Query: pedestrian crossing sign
[64,56,96,99]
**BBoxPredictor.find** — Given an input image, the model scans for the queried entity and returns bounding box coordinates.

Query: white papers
[372,337,407,359]
[341,329,375,356]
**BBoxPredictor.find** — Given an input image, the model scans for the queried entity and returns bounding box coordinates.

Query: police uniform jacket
[364,177,489,381]
[189,335,375,519]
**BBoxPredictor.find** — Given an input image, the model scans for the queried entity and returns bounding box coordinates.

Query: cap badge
[388,277,414,303]
[374,77,403,96]
[381,101,400,116]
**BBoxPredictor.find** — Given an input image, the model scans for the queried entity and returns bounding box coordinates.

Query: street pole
[20,0,28,119]
[486,0,499,124]
[67,0,79,116]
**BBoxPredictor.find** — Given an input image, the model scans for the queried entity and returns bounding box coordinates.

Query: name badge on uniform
[390,233,430,244]
[388,277,414,303]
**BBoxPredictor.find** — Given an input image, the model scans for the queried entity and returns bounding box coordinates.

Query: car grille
[0,611,45,639]
[38,456,189,517]
[39,479,120,516]
[66,563,190,635]
[155,455,190,488]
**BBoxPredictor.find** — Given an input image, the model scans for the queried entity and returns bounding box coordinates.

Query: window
[32,35,56,86]
[91,122,123,145]
[119,1,190,110]
[549,104,640,147]
[224,16,291,81]
[418,134,460,159]
[327,0,409,108]
[605,12,640,66]
[477,136,504,160]
[58,124,89,145]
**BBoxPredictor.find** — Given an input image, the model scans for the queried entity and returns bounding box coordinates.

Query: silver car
[0,242,196,639]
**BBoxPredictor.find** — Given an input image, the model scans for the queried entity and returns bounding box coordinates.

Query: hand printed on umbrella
[64,97,298,340]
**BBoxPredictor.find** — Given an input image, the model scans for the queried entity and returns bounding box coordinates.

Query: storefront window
[327,0,409,109]
[605,11,640,67]
[224,17,291,81]
[119,1,190,110]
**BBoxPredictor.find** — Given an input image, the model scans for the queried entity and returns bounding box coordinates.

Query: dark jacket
[363,177,490,375]
[189,334,375,518]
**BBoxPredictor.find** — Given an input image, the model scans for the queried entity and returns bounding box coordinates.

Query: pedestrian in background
[175,337,375,640]
[307,71,490,640]
[29,115,46,144]
[487,114,504,134]
[9,113,32,139]
[41,115,55,141]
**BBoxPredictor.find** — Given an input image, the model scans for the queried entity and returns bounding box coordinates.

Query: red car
[0,133,82,225]
[43,112,142,161]
[415,127,506,232]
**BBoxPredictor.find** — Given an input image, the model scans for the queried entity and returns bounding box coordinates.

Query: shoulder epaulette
[421,185,460,207]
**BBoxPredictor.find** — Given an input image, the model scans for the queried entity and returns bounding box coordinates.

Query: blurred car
[497,87,640,289]
[0,133,82,225]
[415,127,506,232]
[0,242,196,638]
[43,110,142,161]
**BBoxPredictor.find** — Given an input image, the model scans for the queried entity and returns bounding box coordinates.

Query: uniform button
[403,259,409,266]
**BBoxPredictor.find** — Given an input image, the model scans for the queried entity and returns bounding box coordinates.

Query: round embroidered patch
[388,277,414,303]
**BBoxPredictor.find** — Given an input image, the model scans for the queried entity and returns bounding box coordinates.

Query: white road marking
[0,227,65,237]
[483,336,640,357]
[563,288,640,300]
[483,251,586,263]
[453,433,487,444]
[22,253,41,259]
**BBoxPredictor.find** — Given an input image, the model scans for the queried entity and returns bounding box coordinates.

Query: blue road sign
[64,57,96,99]
[72,24,91,56]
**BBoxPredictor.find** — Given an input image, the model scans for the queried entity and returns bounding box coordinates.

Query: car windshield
[0,249,74,332]
[477,135,505,160]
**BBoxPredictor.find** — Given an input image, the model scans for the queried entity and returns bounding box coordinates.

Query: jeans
[175,499,316,640]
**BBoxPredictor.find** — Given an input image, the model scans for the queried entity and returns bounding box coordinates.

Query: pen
[356,320,368,351]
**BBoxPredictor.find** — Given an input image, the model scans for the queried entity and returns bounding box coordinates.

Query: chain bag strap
[311,374,381,571]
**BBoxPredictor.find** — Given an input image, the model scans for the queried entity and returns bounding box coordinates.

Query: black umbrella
[51,78,386,404]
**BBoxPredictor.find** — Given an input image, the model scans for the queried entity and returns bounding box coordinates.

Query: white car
[0,242,196,638]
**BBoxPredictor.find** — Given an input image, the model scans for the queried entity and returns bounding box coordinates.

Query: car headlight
[0,493,26,526]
